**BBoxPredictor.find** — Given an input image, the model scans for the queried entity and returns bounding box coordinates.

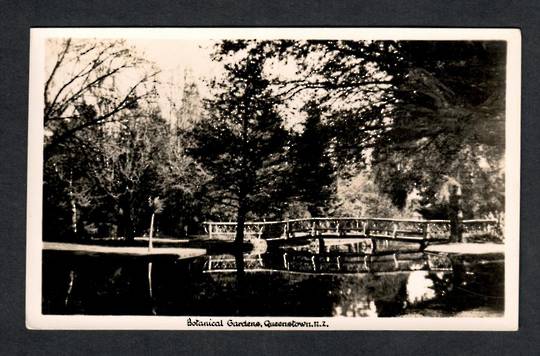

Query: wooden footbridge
[204,217,499,244]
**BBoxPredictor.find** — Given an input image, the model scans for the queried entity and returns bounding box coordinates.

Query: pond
[42,238,504,317]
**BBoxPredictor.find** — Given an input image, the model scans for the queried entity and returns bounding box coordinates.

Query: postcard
[26,28,520,330]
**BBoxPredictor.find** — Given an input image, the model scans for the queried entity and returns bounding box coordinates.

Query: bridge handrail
[203,218,498,225]
[203,217,461,226]
[462,219,498,223]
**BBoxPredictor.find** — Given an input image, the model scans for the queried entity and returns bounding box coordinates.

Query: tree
[270,40,399,168]
[176,68,202,132]
[330,173,404,218]
[163,67,202,134]
[188,41,291,244]
[147,196,164,249]
[269,40,506,218]
[155,130,209,237]
[290,100,336,216]
[43,38,172,241]
[44,38,159,161]
[369,41,506,217]
[69,108,168,240]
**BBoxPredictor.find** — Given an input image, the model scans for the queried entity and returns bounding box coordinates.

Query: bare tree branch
[44,39,72,106]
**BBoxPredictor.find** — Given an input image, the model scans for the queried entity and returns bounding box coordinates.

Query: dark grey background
[1,0,538,354]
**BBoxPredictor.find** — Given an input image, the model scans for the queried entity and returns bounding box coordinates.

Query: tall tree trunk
[125,207,135,241]
[68,170,78,238]
[235,201,247,245]
[307,204,319,218]
[449,185,463,243]
[148,212,155,251]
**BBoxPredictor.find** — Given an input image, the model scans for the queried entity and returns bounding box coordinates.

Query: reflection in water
[148,262,157,315]
[42,239,504,317]
[406,271,437,304]
[65,270,75,307]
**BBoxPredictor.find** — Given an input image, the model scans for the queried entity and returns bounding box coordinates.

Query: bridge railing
[204,221,267,239]
[462,219,502,239]
[203,217,500,241]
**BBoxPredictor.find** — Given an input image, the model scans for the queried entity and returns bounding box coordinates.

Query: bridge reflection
[203,239,453,274]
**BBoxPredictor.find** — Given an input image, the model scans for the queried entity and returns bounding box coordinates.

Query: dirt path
[43,242,206,259]
[425,243,504,255]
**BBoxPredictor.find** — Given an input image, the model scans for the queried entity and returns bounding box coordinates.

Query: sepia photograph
[26,28,520,330]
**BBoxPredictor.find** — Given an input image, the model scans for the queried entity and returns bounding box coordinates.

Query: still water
[42,239,504,317]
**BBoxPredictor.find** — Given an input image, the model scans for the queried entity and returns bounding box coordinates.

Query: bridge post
[365,220,376,253]
[208,223,213,239]
[423,222,429,240]
[318,237,325,254]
